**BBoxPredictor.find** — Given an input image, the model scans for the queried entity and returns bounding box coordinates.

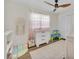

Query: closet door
[58,13,74,59]
[59,14,74,38]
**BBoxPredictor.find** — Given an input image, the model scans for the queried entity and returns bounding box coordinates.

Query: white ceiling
[11,0,74,13]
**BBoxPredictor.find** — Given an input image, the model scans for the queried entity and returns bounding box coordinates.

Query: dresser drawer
[35,36,50,44]
[35,31,50,47]
[36,38,48,45]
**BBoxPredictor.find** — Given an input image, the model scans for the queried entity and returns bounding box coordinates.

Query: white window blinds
[31,13,50,29]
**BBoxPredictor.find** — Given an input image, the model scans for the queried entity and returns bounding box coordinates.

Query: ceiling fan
[44,0,71,12]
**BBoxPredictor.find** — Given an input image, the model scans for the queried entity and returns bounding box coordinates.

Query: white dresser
[35,31,50,47]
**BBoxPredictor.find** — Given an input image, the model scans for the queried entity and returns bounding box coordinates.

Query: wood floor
[18,52,32,59]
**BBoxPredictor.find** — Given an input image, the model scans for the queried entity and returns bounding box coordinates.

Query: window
[31,13,50,30]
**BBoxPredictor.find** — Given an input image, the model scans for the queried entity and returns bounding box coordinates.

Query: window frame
[31,13,50,30]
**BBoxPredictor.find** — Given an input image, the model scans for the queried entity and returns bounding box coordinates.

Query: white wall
[50,14,59,31]
[58,9,74,38]
[5,1,30,33]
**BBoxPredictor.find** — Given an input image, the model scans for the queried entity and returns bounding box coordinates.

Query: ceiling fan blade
[44,1,55,7]
[58,4,71,8]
